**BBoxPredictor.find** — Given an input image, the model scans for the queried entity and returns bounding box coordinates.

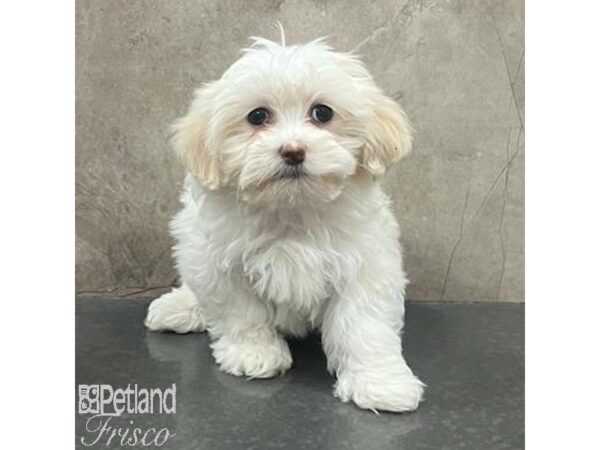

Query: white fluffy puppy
[145,36,424,412]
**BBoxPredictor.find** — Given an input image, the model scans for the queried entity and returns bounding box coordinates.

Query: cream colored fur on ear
[362,95,413,176]
[171,86,222,190]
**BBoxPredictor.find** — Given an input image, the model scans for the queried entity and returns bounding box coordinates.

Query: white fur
[146,37,424,412]
[145,284,205,334]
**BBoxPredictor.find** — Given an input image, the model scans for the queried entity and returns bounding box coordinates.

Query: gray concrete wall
[76,0,524,301]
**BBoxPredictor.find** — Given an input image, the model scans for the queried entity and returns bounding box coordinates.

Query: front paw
[210,332,292,378]
[334,370,425,413]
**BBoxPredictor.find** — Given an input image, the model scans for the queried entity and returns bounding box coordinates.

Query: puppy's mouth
[277,166,305,180]
[239,164,346,206]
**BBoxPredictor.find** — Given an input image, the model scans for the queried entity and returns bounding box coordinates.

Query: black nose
[279,145,306,166]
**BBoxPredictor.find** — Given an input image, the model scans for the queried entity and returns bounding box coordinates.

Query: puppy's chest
[242,237,340,310]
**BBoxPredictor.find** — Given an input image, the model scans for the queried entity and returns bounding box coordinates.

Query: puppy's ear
[362,94,413,176]
[171,83,222,190]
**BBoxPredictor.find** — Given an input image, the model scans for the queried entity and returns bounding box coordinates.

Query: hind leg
[145,284,206,334]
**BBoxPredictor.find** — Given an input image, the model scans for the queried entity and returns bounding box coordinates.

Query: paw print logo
[78,385,100,414]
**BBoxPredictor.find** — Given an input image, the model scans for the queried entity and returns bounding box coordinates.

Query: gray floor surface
[76,298,524,450]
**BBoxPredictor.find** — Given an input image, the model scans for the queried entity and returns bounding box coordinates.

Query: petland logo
[78,384,176,447]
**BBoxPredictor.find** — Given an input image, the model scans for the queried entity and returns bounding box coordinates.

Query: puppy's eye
[310,104,333,124]
[247,107,270,126]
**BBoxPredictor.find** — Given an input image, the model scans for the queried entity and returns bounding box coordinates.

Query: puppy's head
[173,37,412,206]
